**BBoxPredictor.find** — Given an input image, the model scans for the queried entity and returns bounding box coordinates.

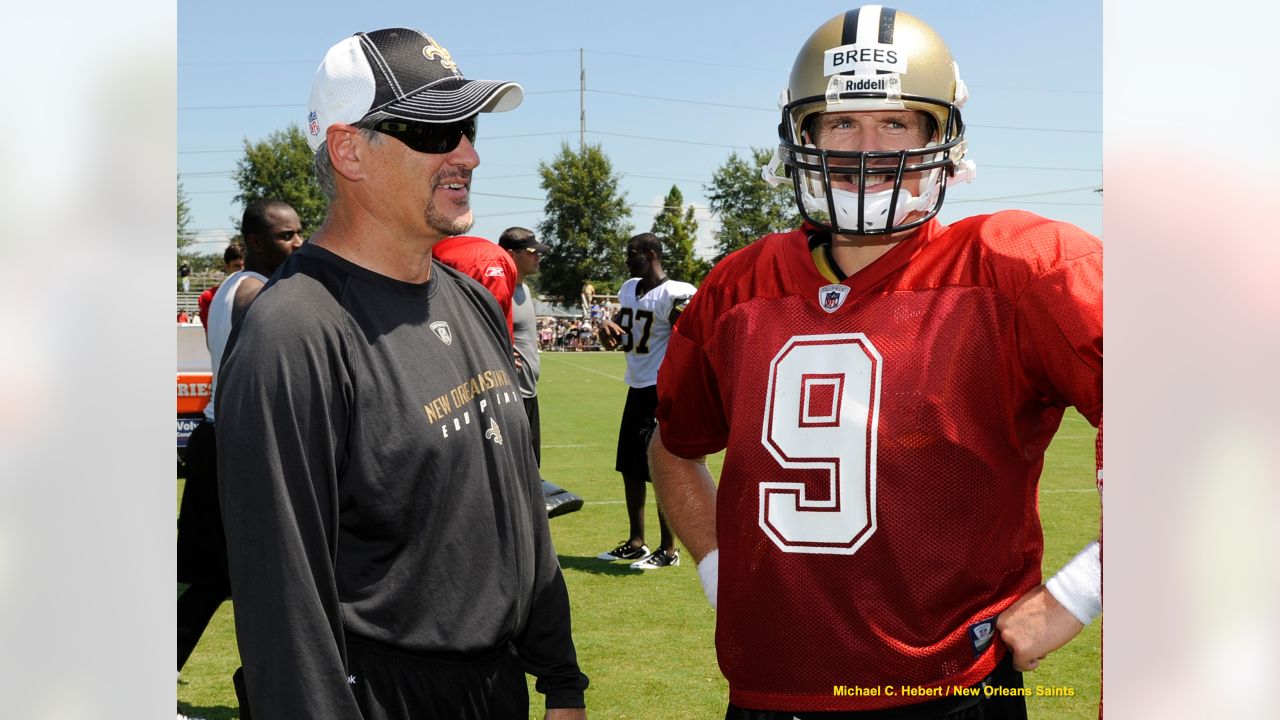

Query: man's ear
[326,124,367,182]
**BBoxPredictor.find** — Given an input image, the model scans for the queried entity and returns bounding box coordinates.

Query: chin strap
[762,148,787,187]
[949,158,977,185]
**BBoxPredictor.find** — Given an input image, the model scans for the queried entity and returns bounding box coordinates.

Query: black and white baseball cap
[306,28,523,152]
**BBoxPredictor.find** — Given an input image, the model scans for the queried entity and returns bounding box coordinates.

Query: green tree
[536,143,633,304]
[177,174,195,250]
[232,125,327,234]
[705,147,800,261]
[650,185,710,285]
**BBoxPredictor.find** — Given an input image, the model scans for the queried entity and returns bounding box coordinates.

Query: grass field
[178,350,1100,719]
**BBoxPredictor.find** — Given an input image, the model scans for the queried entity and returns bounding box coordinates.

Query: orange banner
[177,372,213,415]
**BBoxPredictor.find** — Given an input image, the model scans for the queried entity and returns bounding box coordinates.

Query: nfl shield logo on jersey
[968,617,997,657]
[818,284,851,313]
[430,321,452,345]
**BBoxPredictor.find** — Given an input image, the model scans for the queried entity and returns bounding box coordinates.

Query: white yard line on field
[543,354,626,383]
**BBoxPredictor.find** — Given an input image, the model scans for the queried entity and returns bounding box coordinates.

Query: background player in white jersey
[596,233,697,570]
[177,198,302,712]
[651,6,1101,719]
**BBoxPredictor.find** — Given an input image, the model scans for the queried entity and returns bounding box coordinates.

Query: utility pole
[579,48,585,152]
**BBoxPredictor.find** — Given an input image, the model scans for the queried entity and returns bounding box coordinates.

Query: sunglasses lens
[375,118,477,154]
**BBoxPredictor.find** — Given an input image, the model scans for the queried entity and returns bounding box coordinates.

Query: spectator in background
[197,242,245,336]
[179,261,192,292]
[177,199,303,698]
[580,281,594,317]
[539,319,554,351]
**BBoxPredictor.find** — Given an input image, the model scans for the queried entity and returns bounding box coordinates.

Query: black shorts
[522,395,541,467]
[345,634,528,720]
[725,652,1027,720]
[176,420,230,591]
[614,385,659,480]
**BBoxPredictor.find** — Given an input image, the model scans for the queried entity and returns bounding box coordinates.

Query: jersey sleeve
[197,286,216,337]
[668,282,697,323]
[216,301,363,718]
[1015,236,1103,541]
[656,289,729,458]
[1015,242,1102,426]
[434,239,518,341]
[516,504,590,708]
[479,254,517,341]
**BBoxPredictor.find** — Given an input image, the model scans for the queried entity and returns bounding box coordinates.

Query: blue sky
[179,0,1101,257]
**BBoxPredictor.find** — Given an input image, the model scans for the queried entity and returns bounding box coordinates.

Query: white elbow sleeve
[697,548,719,611]
[1045,540,1102,625]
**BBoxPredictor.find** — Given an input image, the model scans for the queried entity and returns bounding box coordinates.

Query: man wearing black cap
[498,227,550,463]
[216,28,588,720]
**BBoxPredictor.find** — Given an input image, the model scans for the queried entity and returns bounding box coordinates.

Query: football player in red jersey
[650,6,1101,719]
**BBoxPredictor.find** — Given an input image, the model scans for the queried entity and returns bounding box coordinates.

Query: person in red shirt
[197,242,245,335]
[650,7,1101,719]
[435,234,517,340]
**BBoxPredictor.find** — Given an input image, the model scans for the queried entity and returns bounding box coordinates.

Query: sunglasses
[370,117,478,155]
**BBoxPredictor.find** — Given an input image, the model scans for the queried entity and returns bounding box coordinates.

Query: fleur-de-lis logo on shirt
[422,41,459,73]
[484,417,504,446]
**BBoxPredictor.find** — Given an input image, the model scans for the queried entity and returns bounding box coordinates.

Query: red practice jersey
[434,235,518,340]
[656,210,1102,712]
[197,284,219,338]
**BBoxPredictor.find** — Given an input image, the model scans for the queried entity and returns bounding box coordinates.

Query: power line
[178,50,579,67]
[176,51,1096,100]
[983,164,1100,172]
[585,48,785,74]
[969,123,1100,134]
[179,103,300,110]
[622,173,715,184]
[178,129,580,154]
[967,83,1100,95]
[587,89,773,112]
[472,191,545,201]
[177,89,577,111]
[954,185,1100,202]
[587,130,750,150]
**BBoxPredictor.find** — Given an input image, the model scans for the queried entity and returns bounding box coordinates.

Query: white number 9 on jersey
[760,334,882,555]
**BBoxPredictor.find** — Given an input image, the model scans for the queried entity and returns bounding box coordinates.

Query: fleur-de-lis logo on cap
[423,40,459,73]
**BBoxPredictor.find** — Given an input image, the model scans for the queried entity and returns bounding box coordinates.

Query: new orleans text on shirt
[421,368,518,437]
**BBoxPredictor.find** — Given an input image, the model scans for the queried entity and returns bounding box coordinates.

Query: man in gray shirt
[499,227,550,463]
[216,28,587,719]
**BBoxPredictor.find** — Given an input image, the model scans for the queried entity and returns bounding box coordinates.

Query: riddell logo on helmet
[835,76,896,92]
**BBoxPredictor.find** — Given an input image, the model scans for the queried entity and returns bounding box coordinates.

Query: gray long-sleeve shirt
[216,243,587,717]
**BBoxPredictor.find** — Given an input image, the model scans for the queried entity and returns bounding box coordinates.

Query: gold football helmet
[763,5,976,236]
